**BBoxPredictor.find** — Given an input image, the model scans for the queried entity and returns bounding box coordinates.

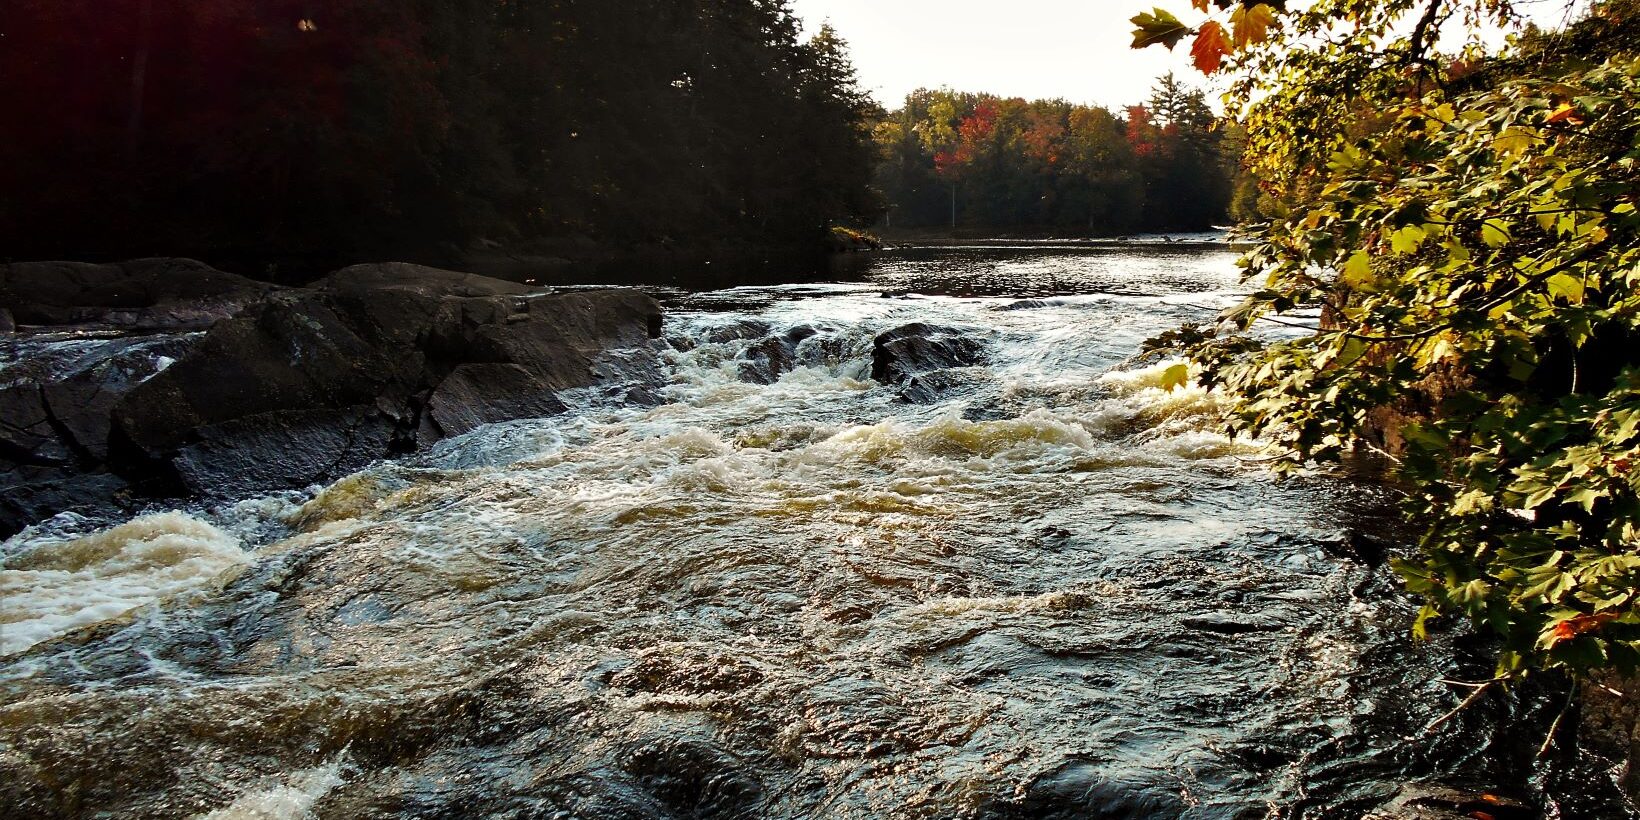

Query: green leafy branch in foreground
[1137,1,1640,678]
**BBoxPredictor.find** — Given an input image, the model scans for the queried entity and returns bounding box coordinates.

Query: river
[0,241,1626,818]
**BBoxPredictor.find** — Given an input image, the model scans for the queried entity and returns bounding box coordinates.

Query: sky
[787,0,1205,111]
[787,0,1590,111]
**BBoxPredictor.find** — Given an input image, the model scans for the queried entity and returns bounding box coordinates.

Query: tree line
[0,1,881,271]
[871,76,1247,235]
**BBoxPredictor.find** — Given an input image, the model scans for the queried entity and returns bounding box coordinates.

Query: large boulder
[109,272,664,496]
[0,258,275,330]
[870,323,988,384]
[870,323,989,403]
[0,260,665,532]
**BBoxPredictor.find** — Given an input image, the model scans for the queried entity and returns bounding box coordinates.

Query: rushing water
[0,243,1628,819]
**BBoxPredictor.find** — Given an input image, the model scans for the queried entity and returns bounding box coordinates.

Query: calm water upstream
[0,242,1625,818]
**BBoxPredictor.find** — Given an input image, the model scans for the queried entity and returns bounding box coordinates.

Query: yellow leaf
[1480,220,1511,248]
[1390,225,1426,255]
[1230,3,1278,48]
[1492,126,1535,157]
[1160,363,1191,392]
[1340,250,1373,289]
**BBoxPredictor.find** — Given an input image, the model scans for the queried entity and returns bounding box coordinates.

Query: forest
[873,76,1246,235]
[0,0,881,273]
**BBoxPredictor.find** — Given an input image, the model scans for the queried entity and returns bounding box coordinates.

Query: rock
[110,275,664,496]
[995,298,1065,311]
[0,386,74,466]
[705,319,772,345]
[0,309,14,333]
[870,323,988,385]
[429,364,568,437]
[0,260,663,526]
[1180,614,1285,635]
[898,370,984,404]
[314,262,533,299]
[171,406,400,497]
[0,467,129,537]
[0,258,275,330]
[39,335,197,462]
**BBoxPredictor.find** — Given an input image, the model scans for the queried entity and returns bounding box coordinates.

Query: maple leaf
[1546,612,1619,646]
[1230,3,1278,48]
[1191,21,1232,74]
[1130,8,1191,50]
[1545,102,1586,125]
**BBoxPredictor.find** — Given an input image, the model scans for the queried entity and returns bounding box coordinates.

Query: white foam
[0,512,250,656]
[194,759,345,820]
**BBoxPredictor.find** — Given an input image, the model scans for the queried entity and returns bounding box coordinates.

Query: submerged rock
[736,326,822,385]
[871,323,988,384]
[870,323,989,402]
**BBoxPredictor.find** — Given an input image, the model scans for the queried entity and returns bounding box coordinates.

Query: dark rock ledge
[0,259,665,536]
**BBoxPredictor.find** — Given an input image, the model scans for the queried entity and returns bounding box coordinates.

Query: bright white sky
[788,0,1204,110]
[788,0,1589,111]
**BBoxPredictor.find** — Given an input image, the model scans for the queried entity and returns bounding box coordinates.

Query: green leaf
[1546,273,1584,302]
[1130,9,1191,50]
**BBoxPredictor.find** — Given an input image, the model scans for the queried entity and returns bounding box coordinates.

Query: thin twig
[1424,680,1494,734]
[1537,680,1579,759]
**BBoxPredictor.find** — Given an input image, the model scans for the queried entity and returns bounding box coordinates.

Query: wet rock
[620,736,766,820]
[171,406,400,497]
[39,335,197,463]
[738,336,797,384]
[0,258,275,330]
[110,276,663,496]
[979,759,1186,819]
[705,319,772,344]
[898,369,984,404]
[428,363,568,437]
[996,298,1066,311]
[870,323,988,385]
[0,333,201,533]
[0,385,72,466]
[0,467,129,535]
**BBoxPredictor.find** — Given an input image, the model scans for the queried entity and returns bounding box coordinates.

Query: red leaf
[1548,612,1619,646]
[1546,102,1586,125]
[1191,21,1232,74]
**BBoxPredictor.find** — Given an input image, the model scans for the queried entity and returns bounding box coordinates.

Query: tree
[870,85,1229,234]
[0,0,883,268]
[1133,0,1640,679]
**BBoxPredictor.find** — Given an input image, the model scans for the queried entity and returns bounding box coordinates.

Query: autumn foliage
[875,79,1236,233]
